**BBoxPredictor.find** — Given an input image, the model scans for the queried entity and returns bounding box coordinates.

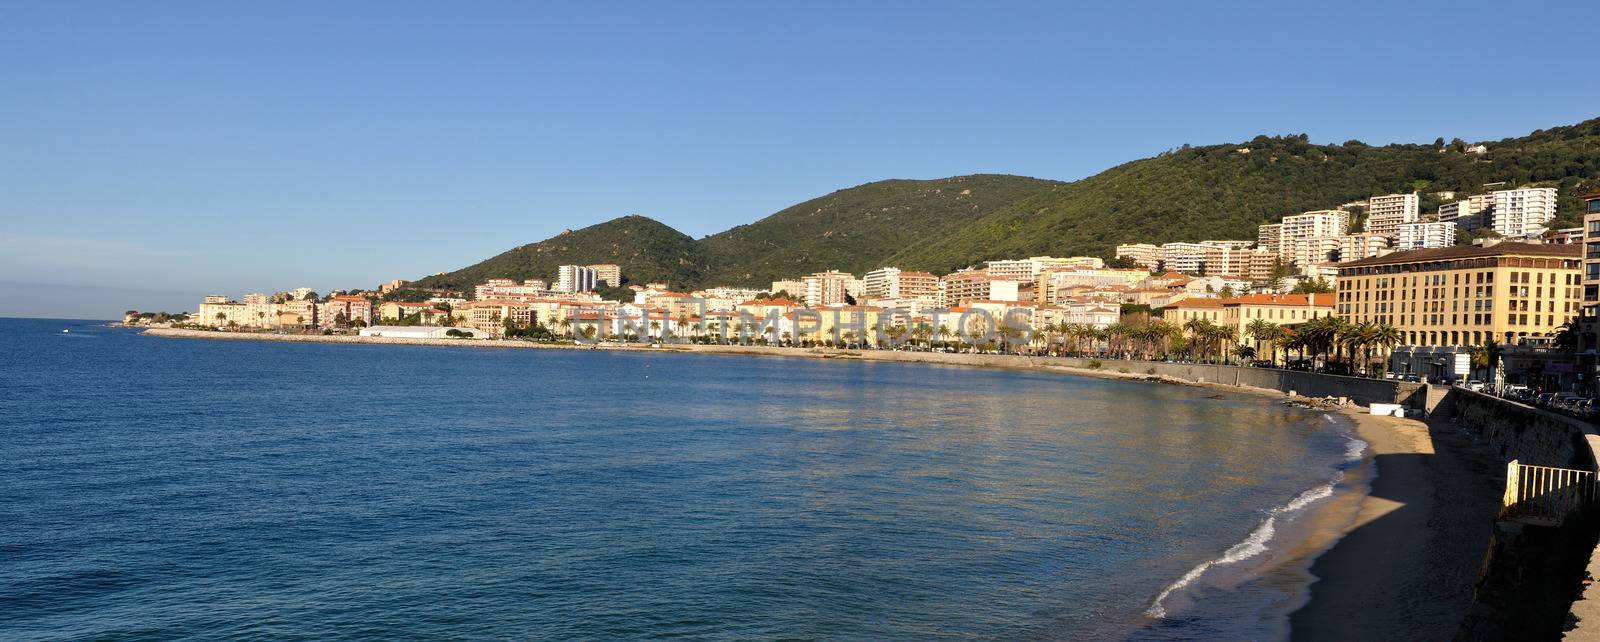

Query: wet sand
[1288,402,1503,640]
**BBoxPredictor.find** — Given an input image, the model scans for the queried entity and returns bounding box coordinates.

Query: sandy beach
[1288,400,1503,640]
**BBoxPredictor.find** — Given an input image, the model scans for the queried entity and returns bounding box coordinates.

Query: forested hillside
[404,117,1600,294]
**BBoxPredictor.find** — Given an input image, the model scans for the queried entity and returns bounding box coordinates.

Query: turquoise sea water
[0,318,1362,640]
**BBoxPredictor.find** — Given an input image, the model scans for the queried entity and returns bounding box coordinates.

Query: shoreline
[139,326,1495,638]
[1287,403,1502,640]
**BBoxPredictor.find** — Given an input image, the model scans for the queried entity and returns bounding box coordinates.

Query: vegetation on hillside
[407,118,1600,294]
[885,119,1600,272]
[407,215,709,294]
[696,174,1059,286]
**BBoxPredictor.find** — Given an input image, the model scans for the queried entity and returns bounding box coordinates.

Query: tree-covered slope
[887,119,1600,273]
[409,215,709,293]
[697,174,1059,287]
[408,117,1600,296]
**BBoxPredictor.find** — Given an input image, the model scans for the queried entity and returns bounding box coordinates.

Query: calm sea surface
[0,318,1363,640]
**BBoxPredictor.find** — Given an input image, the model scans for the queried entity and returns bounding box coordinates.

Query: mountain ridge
[406,117,1600,295]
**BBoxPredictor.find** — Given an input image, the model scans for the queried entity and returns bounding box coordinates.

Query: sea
[0,317,1370,640]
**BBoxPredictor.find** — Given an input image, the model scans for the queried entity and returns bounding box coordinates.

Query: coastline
[139,326,1496,638]
[1287,404,1502,640]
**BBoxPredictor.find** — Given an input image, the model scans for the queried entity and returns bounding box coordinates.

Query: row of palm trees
[1023,316,1404,378]
[540,313,1405,378]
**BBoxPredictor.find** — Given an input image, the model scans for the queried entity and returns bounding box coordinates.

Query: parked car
[1501,385,1532,403]
[1465,380,1486,392]
[1549,393,1584,413]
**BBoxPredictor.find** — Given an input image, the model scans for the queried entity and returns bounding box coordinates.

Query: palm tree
[1245,319,1276,365]
[1233,345,1257,363]
[1370,323,1402,378]
[1471,339,1501,385]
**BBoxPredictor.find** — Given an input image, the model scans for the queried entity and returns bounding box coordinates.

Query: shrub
[1086,359,1103,370]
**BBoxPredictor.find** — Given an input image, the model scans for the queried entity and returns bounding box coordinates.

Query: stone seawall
[1451,389,1598,471]
[1447,389,1600,640]
[1037,357,1427,409]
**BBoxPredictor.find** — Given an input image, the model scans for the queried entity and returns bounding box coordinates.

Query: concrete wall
[1450,389,1597,471]
[1036,357,1427,408]
[1448,389,1600,640]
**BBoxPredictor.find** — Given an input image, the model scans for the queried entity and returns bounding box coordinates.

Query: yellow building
[1336,242,1581,347]
[378,301,449,324]
[1162,293,1335,342]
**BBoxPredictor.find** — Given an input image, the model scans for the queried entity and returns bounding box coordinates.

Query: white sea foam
[1345,438,1368,462]
[1145,481,1338,619]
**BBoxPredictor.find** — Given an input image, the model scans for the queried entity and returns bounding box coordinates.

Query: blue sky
[3,0,1598,318]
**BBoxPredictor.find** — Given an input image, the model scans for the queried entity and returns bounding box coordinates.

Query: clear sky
[3,0,1598,318]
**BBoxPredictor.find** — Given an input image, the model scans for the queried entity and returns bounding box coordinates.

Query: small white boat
[62,329,70,333]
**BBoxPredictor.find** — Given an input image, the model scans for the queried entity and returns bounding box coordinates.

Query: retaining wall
[1450,389,1598,471]
[1037,357,1427,408]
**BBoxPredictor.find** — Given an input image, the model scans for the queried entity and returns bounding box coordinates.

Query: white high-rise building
[1488,187,1559,238]
[1335,233,1391,262]
[1363,193,1419,236]
[1395,221,1457,250]
[1257,224,1283,254]
[557,265,597,293]
[1278,210,1350,249]
[801,270,853,307]
[1159,243,1213,273]
[1114,243,1162,269]
[983,256,1105,282]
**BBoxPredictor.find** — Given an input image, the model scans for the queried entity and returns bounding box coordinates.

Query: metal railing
[1501,460,1597,526]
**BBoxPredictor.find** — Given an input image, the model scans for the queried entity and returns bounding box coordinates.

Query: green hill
[406,117,1600,296]
[408,215,709,294]
[885,120,1600,273]
[697,174,1059,287]
[404,175,1057,295]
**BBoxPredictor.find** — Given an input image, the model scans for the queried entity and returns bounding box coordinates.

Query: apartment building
[324,294,375,327]
[557,265,597,293]
[459,300,536,335]
[862,267,938,302]
[1335,243,1581,348]
[1489,187,1560,238]
[278,298,319,329]
[983,256,1105,282]
[1438,188,1558,237]
[1336,233,1391,262]
[940,269,1021,308]
[1363,193,1419,236]
[1114,243,1163,269]
[1284,236,1341,267]
[1159,243,1213,273]
[588,264,622,288]
[1579,194,1600,377]
[1162,293,1335,344]
[475,279,550,300]
[1245,249,1279,283]
[800,270,854,307]
[378,301,449,324]
[1395,221,1457,250]
[1438,194,1494,231]
[1257,224,1283,254]
[1278,210,1350,246]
